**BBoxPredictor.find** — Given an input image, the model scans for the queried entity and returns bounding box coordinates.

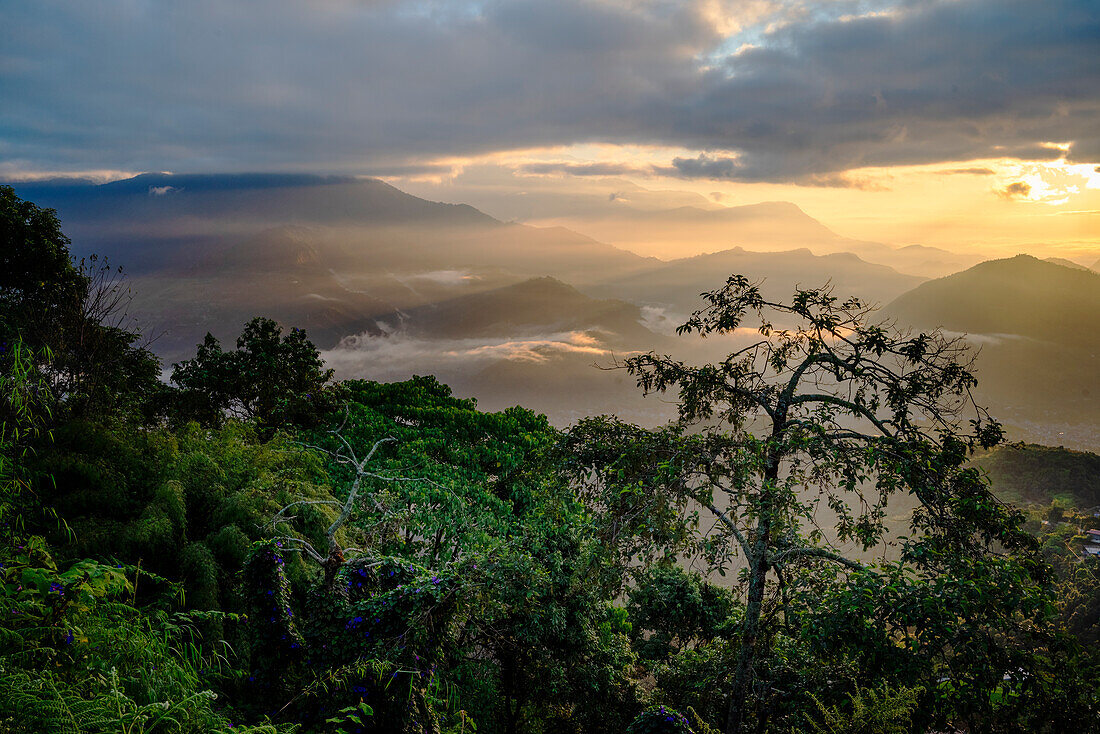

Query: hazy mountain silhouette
[886,255,1100,347]
[1044,256,1095,272]
[884,255,1099,436]
[600,246,926,317]
[10,174,659,283]
[558,200,981,278]
[374,276,652,343]
[11,174,664,359]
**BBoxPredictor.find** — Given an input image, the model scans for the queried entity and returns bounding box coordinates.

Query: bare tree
[266,413,456,587]
[267,431,395,585]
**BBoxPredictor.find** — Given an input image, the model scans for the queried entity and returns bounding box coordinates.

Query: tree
[626,563,736,662]
[253,378,642,732]
[1,187,160,420]
[580,276,1032,732]
[171,317,335,429]
[0,186,85,350]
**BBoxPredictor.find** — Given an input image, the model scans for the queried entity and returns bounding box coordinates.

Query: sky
[2,0,1098,259]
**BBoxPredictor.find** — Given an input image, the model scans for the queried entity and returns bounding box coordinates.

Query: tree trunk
[725,438,782,734]
[413,684,440,734]
[725,533,769,733]
[322,540,347,603]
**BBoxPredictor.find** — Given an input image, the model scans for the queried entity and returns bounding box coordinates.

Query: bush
[627,705,695,734]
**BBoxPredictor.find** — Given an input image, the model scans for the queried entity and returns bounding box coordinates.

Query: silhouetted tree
[171,317,335,429]
[593,276,1029,732]
[1,186,159,420]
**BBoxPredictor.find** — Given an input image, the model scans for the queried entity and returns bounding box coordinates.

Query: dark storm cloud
[1,0,1097,181]
[661,154,742,179]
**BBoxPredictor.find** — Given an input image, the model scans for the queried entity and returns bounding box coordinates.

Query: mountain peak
[886,253,1100,346]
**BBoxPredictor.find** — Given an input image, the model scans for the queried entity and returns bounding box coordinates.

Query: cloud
[946,167,995,175]
[998,181,1032,199]
[661,153,743,179]
[321,329,623,382]
[457,331,610,363]
[792,173,890,191]
[363,162,462,179]
[940,330,1031,346]
[1,0,1097,180]
[638,305,685,335]
[658,155,890,189]
[519,161,650,177]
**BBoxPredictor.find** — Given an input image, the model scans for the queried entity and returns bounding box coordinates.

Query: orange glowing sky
[389,147,1100,263]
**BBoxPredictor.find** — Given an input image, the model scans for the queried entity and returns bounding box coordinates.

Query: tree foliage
[1,186,160,421]
[567,276,1065,732]
[170,317,335,430]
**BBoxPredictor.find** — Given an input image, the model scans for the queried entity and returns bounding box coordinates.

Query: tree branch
[769,545,872,573]
[701,499,754,561]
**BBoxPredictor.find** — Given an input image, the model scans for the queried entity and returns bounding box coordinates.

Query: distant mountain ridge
[14,172,496,228]
[600,245,927,315]
[886,254,1100,347]
[1044,256,1096,272]
[375,276,653,343]
[547,198,983,278]
[9,173,658,283]
[884,255,1099,433]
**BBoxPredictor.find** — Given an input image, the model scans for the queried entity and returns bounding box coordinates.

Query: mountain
[839,242,983,279]
[886,255,1100,348]
[884,256,1100,442]
[972,444,1100,508]
[377,276,652,343]
[12,172,496,232]
[9,173,659,284]
[600,246,927,317]
[543,200,981,278]
[1044,256,1095,272]
[10,174,666,360]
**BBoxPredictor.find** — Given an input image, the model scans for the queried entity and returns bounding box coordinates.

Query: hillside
[887,255,1100,347]
[10,173,658,284]
[974,444,1100,509]
[378,276,652,342]
[548,199,980,277]
[884,256,1100,441]
[1044,256,1096,272]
